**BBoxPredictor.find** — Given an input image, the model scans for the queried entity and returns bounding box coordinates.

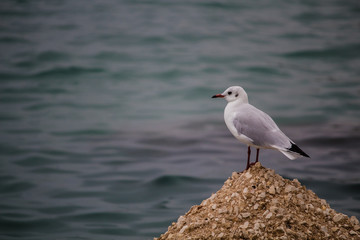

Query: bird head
[212,86,248,103]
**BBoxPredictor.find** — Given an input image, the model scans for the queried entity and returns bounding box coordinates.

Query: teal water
[1,0,360,239]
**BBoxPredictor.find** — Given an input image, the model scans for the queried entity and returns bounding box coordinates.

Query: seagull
[212,86,309,170]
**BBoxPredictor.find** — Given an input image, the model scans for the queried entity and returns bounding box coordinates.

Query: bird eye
[228,91,232,95]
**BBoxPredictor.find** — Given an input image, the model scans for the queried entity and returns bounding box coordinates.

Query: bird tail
[279,150,300,160]
[279,143,310,160]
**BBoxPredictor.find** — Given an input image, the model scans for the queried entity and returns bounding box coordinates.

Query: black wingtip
[288,143,310,158]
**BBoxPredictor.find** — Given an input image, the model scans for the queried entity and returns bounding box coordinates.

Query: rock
[292,179,301,187]
[297,193,303,200]
[269,206,277,213]
[333,213,344,223]
[244,172,252,179]
[179,225,188,234]
[176,215,185,228]
[218,207,227,214]
[284,184,296,193]
[350,216,359,226]
[350,230,357,235]
[209,193,216,201]
[268,185,276,195]
[241,221,249,229]
[154,163,360,240]
[263,210,269,216]
[265,212,273,219]
[231,192,239,198]
[233,206,239,215]
[258,192,266,199]
[320,226,328,234]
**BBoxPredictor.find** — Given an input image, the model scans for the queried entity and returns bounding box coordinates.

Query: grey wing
[233,105,291,148]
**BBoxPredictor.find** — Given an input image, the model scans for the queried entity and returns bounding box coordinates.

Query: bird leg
[246,146,251,170]
[255,148,260,163]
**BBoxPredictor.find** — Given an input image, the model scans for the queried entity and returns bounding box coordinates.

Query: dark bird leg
[246,146,251,170]
[255,148,260,163]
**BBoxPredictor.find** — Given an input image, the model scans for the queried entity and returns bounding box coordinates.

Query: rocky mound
[155,163,360,240]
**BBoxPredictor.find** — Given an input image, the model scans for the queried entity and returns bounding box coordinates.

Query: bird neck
[229,97,248,106]
[225,99,248,116]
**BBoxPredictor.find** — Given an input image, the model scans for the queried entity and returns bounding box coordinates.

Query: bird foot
[249,161,257,167]
[244,161,259,171]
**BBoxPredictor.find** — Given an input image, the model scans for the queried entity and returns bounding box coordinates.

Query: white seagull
[212,86,309,170]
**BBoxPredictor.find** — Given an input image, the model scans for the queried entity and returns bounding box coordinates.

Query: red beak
[212,94,225,98]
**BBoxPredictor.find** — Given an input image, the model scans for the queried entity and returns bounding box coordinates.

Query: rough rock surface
[155,163,360,240]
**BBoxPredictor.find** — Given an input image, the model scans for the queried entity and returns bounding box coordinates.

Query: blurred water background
[0,0,360,239]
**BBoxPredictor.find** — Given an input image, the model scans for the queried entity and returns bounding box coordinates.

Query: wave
[0,114,21,121]
[89,227,136,236]
[303,135,360,148]
[95,51,133,61]
[35,51,69,62]
[33,66,104,78]
[148,175,219,188]
[196,2,247,10]
[283,43,360,60]
[31,167,78,174]
[51,129,113,137]
[0,181,34,193]
[15,156,56,167]
[150,175,202,187]
[0,36,31,43]
[60,212,140,223]
[0,87,67,95]
[0,66,105,80]
[0,218,67,233]
[244,66,288,76]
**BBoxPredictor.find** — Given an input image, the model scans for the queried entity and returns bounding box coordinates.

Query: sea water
[0,0,359,239]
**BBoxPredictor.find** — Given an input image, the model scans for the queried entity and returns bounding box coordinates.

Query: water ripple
[0,218,67,233]
[283,43,360,60]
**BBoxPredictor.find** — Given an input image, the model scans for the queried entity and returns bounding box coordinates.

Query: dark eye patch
[235,94,238,97]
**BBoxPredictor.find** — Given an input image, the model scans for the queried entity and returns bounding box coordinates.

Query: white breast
[224,102,254,146]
